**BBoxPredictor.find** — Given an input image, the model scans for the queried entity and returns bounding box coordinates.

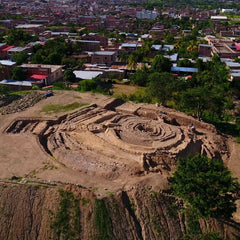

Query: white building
[136,10,159,20]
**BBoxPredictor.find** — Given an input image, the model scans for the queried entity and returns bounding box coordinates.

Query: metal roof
[171,67,198,73]
[225,61,240,68]
[0,80,32,86]
[151,45,162,51]
[15,24,43,28]
[162,45,174,51]
[121,43,138,47]
[0,60,16,66]
[73,70,103,80]
[199,44,212,47]
[7,47,28,52]
[93,51,116,56]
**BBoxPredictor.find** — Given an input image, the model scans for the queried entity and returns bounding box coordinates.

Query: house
[7,47,31,57]
[0,60,16,80]
[198,44,212,57]
[119,43,138,52]
[211,16,228,23]
[91,51,117,66]
[15,24,45,35]
[77,40,100,51]
[21,64,63,86]
[82,35,108,47]
[224,61,240,82]
[0,45,14,59]
[136,10,159,20]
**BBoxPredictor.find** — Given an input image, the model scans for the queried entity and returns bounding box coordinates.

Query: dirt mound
[4,100,229,181]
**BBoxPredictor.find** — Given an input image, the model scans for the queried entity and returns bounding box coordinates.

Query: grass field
[41,102,88,114]
[112,84,146,98]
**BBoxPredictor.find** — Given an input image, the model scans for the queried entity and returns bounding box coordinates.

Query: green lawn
[41,102,88,114]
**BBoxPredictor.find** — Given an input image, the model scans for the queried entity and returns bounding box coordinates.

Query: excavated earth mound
[3,97,229,182]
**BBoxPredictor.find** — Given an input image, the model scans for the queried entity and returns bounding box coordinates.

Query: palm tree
[127,54,137,72]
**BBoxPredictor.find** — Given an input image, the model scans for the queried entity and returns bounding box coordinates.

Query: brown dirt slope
[0,182,239,240]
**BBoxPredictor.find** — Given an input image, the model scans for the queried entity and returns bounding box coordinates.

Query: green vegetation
[170,154,240,219]
[8,176,22,182]
[12,51,28,65]
[146,72,176,106]
[0,85,9,95]
[50,189,81,240]
[11,67,26,81]
[31,37,82,66]
[41,102,88,114]
[94,199,113,240]
[4,29,38,46]
[180,231,222,240]
[150,54,172,73]
[63,69,76,83]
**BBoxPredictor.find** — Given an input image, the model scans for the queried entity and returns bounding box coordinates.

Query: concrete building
[21,64,63,86]
[76,40,100,52]
[136,10,159,20]
[198,44,212,57]
[7,47,31,57]
[91,51,117,66]
[0,60,16,80]
[15,24,45,35]
[0,80,32,91]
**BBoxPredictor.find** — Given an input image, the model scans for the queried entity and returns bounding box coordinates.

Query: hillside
[0,90,240,239]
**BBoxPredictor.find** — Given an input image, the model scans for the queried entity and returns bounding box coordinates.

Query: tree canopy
[146,72,176,105]
[63,69,76,83]
[12,51,28,65]
[169,154,240,219]
[11,67,26,81]
[4,29,38,46]
[150,54,172,73]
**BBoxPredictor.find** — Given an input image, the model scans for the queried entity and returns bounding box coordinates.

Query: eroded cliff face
[0,182,239,240]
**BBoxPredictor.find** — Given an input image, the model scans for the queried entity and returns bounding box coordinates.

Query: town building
[91,51,117,66]
[20,64,63,86]
[0,60,16,80]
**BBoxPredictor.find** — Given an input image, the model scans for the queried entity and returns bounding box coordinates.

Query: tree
[31,51,45,64]
[46,52,62,65]
[127,53,137,71]
[151,55,172,73]
[130,65,148,86]
[177,59,194,68]
[118,51,128,63]
[180,86,209,120]
[146,72,175,105]
[78,79,97,92]
[63,69,76,83]
[12,51,28,65]
[11,67,26,81]
[4,29,38,46]
[169,154,240,219]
